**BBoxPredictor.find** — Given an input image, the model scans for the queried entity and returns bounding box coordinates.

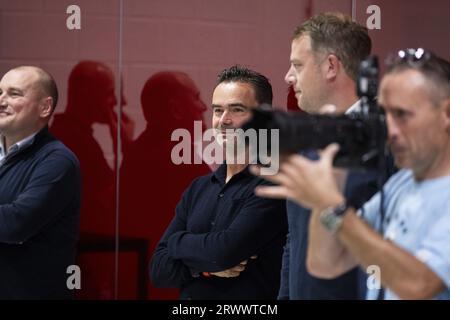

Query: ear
[323,54,340,81]
[39,96,53,118]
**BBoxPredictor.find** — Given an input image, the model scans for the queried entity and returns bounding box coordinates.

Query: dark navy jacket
[278,152,390,300]
[0,127,81,299]
[150,164,287,299]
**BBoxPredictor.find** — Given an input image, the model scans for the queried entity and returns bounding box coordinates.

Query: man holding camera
[277,13,378,299]
[254,49,450,299]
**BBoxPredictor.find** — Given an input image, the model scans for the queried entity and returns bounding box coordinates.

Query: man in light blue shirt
[253,48,450,299]
[360,169,450,299]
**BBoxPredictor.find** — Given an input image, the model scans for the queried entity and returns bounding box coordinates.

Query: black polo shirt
[150,164,287,299]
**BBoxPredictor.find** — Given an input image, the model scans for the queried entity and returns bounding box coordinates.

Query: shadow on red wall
[120,71,211,299]
[51,63,210,299]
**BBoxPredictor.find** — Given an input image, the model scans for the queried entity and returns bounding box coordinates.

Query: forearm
[150,245,194,288]
[0,155,79,244]
[338,212,445,299]
[168,230,254,271]
[307,207,356,278]
[168,199,286,271]
[151,202,199,286]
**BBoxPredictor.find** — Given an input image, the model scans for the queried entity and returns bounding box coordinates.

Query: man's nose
[386,114,399,142]
[284,66,295,85]
[0,93,7,107]
[219,109,232,125]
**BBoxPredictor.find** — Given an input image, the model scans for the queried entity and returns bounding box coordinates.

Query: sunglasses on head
[386,48,432,68]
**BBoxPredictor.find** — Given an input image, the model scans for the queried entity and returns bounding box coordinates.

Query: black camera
[242,56,387,169]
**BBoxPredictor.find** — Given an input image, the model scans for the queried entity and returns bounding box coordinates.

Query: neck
[226,163,247,183]
[224,145,252,183]
[327,78,359,114]
[414,141,450,181]
[329,92,359,114]
[3,125,42,151]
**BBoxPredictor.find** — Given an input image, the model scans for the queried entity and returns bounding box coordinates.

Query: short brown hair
[293,12,371,81]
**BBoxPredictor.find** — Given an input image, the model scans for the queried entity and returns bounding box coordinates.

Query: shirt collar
[211,163,251,184]
[0,131,38,161]
[345,99,361,114]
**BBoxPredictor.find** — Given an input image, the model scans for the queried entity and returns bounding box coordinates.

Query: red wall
[1,0,449,299]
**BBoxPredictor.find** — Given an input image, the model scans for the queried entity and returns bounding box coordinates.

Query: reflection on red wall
[120,71,211,299]
[52,61,119,236]
[51,66,211,299]
[50,60,131,298]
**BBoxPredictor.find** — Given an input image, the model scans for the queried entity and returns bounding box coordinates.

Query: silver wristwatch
[320,202,349,233]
